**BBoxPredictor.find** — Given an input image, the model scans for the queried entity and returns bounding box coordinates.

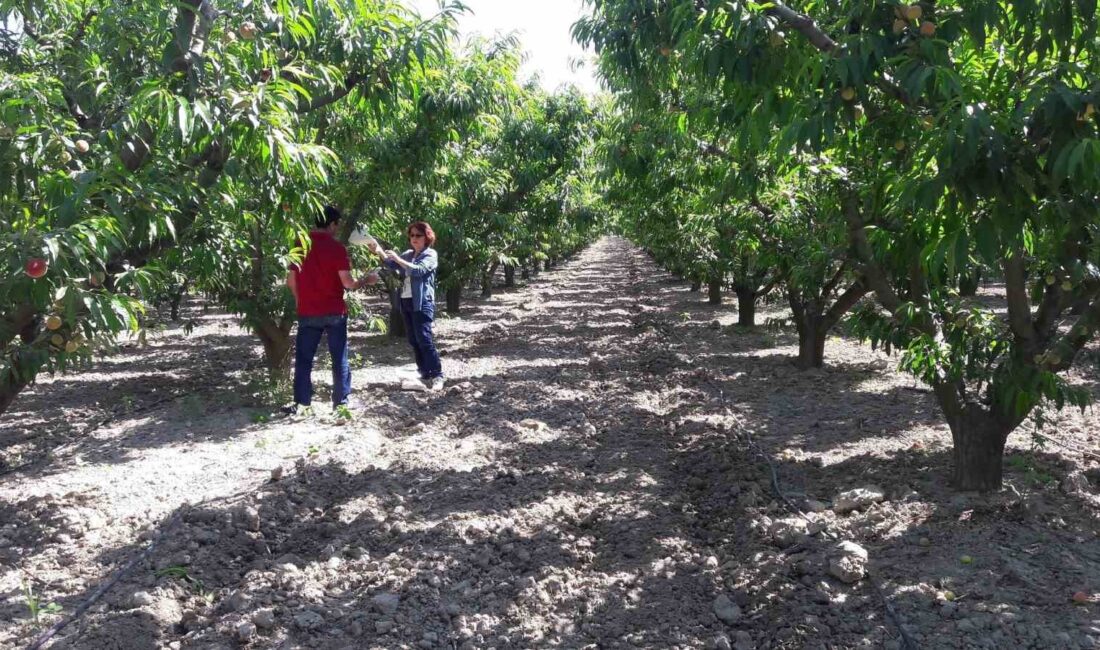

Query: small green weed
[1005,454,1057,486]
[155,566,208,596]
[243,371,293,406]
[21,579,62,626]
[334,405,353,421]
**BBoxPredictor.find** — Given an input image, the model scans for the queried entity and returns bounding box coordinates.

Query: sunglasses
[408,232,425,239]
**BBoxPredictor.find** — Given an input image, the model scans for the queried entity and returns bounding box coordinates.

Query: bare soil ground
[2,237,1099,650]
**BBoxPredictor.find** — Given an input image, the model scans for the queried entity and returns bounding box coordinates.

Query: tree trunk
[388,288,406,338]
[481,262,499,298]
[446,287,462,314]
[690,280,701,292]
[959,268,981,297]
[943,401,1011,491]
[521,265,530,280]
[796,324,827,369]
[170,281,188,321]
[735,286,757,327]
[544,259,552,272]
[707,279,722,305]
[0,307,42,416]
[504,265,515,288]
[790,290,826,370]
[0,353,35,416]
[254,319,293,380]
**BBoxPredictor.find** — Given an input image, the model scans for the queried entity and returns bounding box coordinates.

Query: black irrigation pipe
[730,411,921,650]
[25,508,185,650]
[1032,431,1100,463]
[25,471,291,650]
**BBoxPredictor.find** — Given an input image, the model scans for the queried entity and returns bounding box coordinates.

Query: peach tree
[0,0,460,412]
[577,0,1100,490]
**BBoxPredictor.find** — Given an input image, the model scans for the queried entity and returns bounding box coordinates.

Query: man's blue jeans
[293,315,350,406]
[401,299,442,379]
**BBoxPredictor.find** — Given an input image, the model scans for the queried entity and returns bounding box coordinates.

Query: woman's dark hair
[408,221,436,247]
[316,205,342,229]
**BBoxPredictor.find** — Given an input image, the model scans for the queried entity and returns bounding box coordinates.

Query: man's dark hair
[316,205,341,229]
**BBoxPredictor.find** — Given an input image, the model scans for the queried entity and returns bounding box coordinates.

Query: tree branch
[763,1,914,106]
[821,260,848,300]
[1003,251,1037,352]
[824,278,868,327]
[1051,297,1100,373]
[764,3,837,53]
[301,71,369,113]
[161,0,203,73]
[843,194,903,314]
[1031,282,1057,338]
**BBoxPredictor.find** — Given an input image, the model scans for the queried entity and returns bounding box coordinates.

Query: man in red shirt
[285,206,375,413]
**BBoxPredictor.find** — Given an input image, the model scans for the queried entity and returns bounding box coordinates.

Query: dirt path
[2,237,1099,649]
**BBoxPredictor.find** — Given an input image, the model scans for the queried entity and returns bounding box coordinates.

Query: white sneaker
[426,377,445,392]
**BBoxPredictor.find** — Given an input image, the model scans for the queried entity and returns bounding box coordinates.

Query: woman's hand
[385,250,401,261]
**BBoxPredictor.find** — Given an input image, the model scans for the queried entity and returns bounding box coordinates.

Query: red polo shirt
[290,231,351,317]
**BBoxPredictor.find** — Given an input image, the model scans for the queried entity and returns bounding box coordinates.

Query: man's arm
[339,270,379,291]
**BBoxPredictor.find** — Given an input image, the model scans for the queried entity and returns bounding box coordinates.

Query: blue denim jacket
[385,247,437,313]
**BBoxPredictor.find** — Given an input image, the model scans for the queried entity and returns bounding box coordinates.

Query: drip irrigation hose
[25,471,294,650]
[728,410,921,650]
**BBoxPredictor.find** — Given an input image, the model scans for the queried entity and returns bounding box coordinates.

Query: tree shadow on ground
[60,431,717,649]
[670,414,1100,649]
[13,242,1100,649]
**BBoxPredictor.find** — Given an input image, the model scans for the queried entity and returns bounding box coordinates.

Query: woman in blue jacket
[377,221,444,390]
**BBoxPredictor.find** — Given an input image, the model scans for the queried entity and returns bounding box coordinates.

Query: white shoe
[426,377,445,392]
